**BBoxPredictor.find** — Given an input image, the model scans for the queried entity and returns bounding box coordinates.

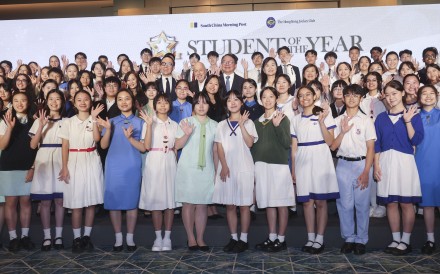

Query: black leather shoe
[267,239,287,252]
[113,245,123,252]
[223,238,237,252]
[41,239,52,252]
[81,236,94,251]
[421,241,436,255]
[310,242,325,254]
[301,241,314,253]
[255,238,274,251]
[354,243,366,255]
[54,237,64,250]
[199,245,210,252]
[384,240,399,254]
[20,236,35,251]
[8,238,21,252]
[127,244,137,252]
[72,237,83,253]
[232,240,248,253]
[392,242,412,256]
[340,242,355,254]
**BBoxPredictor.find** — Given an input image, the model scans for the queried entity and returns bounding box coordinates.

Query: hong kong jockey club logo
[147,31,181,59]
[266,17,276,28]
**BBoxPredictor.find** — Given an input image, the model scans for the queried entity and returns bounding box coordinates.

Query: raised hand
[133,61,140,72]
[272,111,285,127]
[30,75,37,86]
[36,98,45,111]
[94,83,104,99]
[91,104,104,119]
[320,62,325,72]
[320,74,330,89]
[269,48,277,58]
[241,59,248,71]
[318,108,330,124]
[213,66,221,76]
[403,105,418,123]
[122,125,134,139]
[139,110,153,125]
[183,61,189,71]
[107,61,113,69]
[38,109,49,128]
[61,55,69,69]
[139,72,148,84]
[16,59,23,67]
[3,109,16,128]
[411,58,420,71]
[180,119,194,136]
[340,116,354,134]
[378,48,387,61]
[97,117,111,129]
[238,110,250,127]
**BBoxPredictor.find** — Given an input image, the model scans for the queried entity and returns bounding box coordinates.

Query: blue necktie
[226,75,231,92]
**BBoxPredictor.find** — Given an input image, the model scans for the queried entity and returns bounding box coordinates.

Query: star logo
[147,31,178,58]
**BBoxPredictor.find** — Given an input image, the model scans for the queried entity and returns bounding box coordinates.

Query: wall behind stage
[0,4,438,72]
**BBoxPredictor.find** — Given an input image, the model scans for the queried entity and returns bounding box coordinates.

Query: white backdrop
[0,4,439,71]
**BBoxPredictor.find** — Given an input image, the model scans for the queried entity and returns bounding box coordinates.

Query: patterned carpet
[0,244,439,273]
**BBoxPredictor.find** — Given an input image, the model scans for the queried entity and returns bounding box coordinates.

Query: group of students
[0,45,439,256]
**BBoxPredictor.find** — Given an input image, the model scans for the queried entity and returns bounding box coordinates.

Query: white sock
[9,230,17,240]
[73,228,81,239]
[427,233,435,243]
[126,233,135,246]
[250,205,256,212]
[164,231,171,240]
[55,227,63,239]
[155,230,162,241]
[43,228,51,240]
[312,234,324,249]
[21,228,29,238]
[278,235,285,243]
[231,233,238,241]
[308,233,316,242]
[389,232,401,247]
[401,232,411,245]
[240,233,248,243]
[115,232,123,246]
[290,205,297,211]
[83,226,92,237]
[269,233,277,242]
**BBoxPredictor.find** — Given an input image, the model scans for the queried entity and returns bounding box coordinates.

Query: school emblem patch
[356,128,361,135]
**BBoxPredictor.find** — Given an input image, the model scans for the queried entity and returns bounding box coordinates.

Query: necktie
[283,65,287,74]
[165,78,170,95]
[226,76,231,92]
[191,70,195,81]
[257,69,261,83]
[328,68,331,77]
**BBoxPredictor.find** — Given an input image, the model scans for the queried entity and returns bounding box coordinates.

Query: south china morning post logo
[190,22,198,28]
[266,17,276,28]
[190,21,247,28]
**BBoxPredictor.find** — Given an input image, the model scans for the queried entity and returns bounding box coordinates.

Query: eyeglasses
[16,79,27,83]
[344,93,361,98]
[161,62,174,67]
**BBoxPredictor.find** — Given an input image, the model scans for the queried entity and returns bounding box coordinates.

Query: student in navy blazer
[219,53,244,97]
[276,46,301,92]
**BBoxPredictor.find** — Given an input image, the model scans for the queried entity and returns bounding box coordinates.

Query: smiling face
[261,88,277,110]
[242,81,256,99]
[386,54,399,70]
[304,66,318,82]
[297,87,316,109]
[116,91,133,114]
[369,64,383,75]
[193,62,207,82]
[427,66,440,83]
[205,77,219,95]
[403,75,420,96]
[42,82,57,99]
[15,75,28,91]
[226,92,242,114]
[337,64,350,80]
[332,85,344,100]
[160,57,174,76]
[419,86,438,108]
[121,60,132,75]
[194,96,209,116]
[359,57,370,72]
[221,55,236,75]
[126,73,138,90]
[343,92,362,108]
[384,86,404,109]
[49,56,60,68]
[12,93,29,114]
[175,81,189,100]
[145,86,158,100]
[40,68,49,82]
[349,49,360,62]
[0,86,11,103]
[155,96,171,115]
[366,74,378,91]
[93,64,104,78]
[46,92,63,112]
[66,65,78,80]
[80,72,91,87]
[263,59,277,77]
[399,63,414,78]
[275,76,289,95]
[69,82,80,99]
[74,92,92,113]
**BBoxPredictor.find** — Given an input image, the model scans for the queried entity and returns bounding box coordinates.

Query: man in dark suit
[189,61,207,93]
[219,53,244,97]
[276,46,301,92]
[97,76,121,119]
[181,53,201,82]
[138,48,153,75]
[156,56,177,101]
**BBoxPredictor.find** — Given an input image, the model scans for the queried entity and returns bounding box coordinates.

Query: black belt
[338,156,366,162]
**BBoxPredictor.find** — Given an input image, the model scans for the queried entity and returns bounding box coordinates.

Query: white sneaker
[152,238,162,251]
[369,206,375,217]
[162,238,172,251]
[372,205,386,218]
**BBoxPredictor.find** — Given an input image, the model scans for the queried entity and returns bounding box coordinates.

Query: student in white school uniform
[330,84,376,255]
[213,90,258,253]
[58,90,105,253]
[291,86,339,255]
[374,80,424,256]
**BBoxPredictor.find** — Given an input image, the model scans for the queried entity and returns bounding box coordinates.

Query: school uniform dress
[374,111,423,204]
[0,117,37,196]
[139,117,178,210]
[175,116,218,204]
[291,113,339,202]
[213,119,258,206]
[103,114,144,210]
[415,108,440,207]
[169,100,192,123]
[29,118,64,200]
[334,111,376,244]
[58,115,104,209]
[242,101,264,122]
[251,114,295,208]
[277,95,296,120]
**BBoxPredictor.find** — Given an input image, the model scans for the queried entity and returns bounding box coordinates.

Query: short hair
[403,73,420,85]
[117,53,129,60]
[189,53,201,60]
[153,93,172,114]
[192,92,211,110]
[207,51,219,58]
[0,60,13,70]
[161,55,175,66]
[75,52,87,59]
[259,86,278,102]
[422,47,438,58]
[149,57,161,65]
[305,49,317,57]
[277,46,290,55]
[385,51,399,60]
[343,84,364,96]
[399,49,412,58]
[98,55,108,60]
[349,46,360,52]
[48,67,64,78]
[324,51,338,60]
[370,47,383,54]
[163,53,175,61]
[331,80,348,93]
[103,76,121,89]
[221,54,238,64]
[251,51,264,60]
[116,89,137,113]
[384,80,404,93]
[398,61,416,74]
[223,89,243,113]
[417,85,438,101]
[274,74,291,87]
[140,48,152,56]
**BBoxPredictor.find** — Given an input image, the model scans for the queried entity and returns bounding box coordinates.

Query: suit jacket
[189,79,205,93]
[96,100,121,120]
[330,102,346,118]
[156,77,177,101]
[219,73,244,97]
[277,64,301,92]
